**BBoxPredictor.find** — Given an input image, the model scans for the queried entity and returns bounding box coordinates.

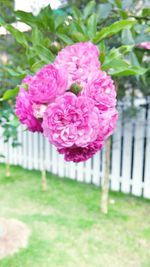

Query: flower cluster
[16,42,118,162]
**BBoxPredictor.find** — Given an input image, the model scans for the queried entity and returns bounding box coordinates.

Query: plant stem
[101,138,111,214]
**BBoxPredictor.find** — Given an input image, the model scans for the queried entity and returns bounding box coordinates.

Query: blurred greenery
[0,164,150,267]
[0,0,15,23]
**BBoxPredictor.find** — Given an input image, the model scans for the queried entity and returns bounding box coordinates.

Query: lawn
[0,164,150,267]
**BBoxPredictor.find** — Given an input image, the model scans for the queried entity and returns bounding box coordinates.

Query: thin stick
[41,137,48,191]
[101,138,111,214]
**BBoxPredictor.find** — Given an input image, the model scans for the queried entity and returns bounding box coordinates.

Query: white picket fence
[0,101,150,199]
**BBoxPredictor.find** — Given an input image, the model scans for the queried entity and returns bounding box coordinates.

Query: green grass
[0,164,150,267]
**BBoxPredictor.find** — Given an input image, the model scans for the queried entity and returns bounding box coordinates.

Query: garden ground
[0,164,150,267]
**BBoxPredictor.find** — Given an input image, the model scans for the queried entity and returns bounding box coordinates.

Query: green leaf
[97,3,112,19]
[98,41,105,64]
[31,61,45,72]
[32,27,43,45]
[142,8,150,17]
[15,11,36,27]
[129,52,140,67]
[93,19,136,43]
[115,0,122,8]
[54,15,66,29]
[1,87,19,101]
[71,6,82,20]
[6,116,19,127]
[146,26,150,33]
[72,21,86,34]
[71,32,88,42]
[83,1,96,19]
[102,47,131,69]
[5,25,27,47]
[87,13,97,39]
[118,10,128,19]
[34,45,55,63]
[37,5,55,32]
[119,45,134,54]
[121,29,135,45]
[56,33,73,45]
[4,67,26,78]
[103,58,129,71]
[109,66,147,76]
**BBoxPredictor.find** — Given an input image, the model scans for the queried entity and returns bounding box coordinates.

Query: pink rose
[81,70,117,111]
[99,108,118,139]
[42,93,100,148]
[29,64,67,104]
[139,42,150,50]
[32,103,47,119]
[54,42,100,88]
[58,137,104,162]
[15,76,43,132]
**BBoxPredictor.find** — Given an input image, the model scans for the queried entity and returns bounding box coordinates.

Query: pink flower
[29,64,67,104]
[15,76,43,132]
[99,108,118,139]
[57,108,118,162]
[81,71,117,111]
[54,42,100,88]
[32,103,47,119]
[139,42,150,50]
[58,137,104,162]
[42,93,100,148]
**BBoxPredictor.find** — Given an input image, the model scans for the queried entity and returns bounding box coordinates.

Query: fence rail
[0,101,150,199]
